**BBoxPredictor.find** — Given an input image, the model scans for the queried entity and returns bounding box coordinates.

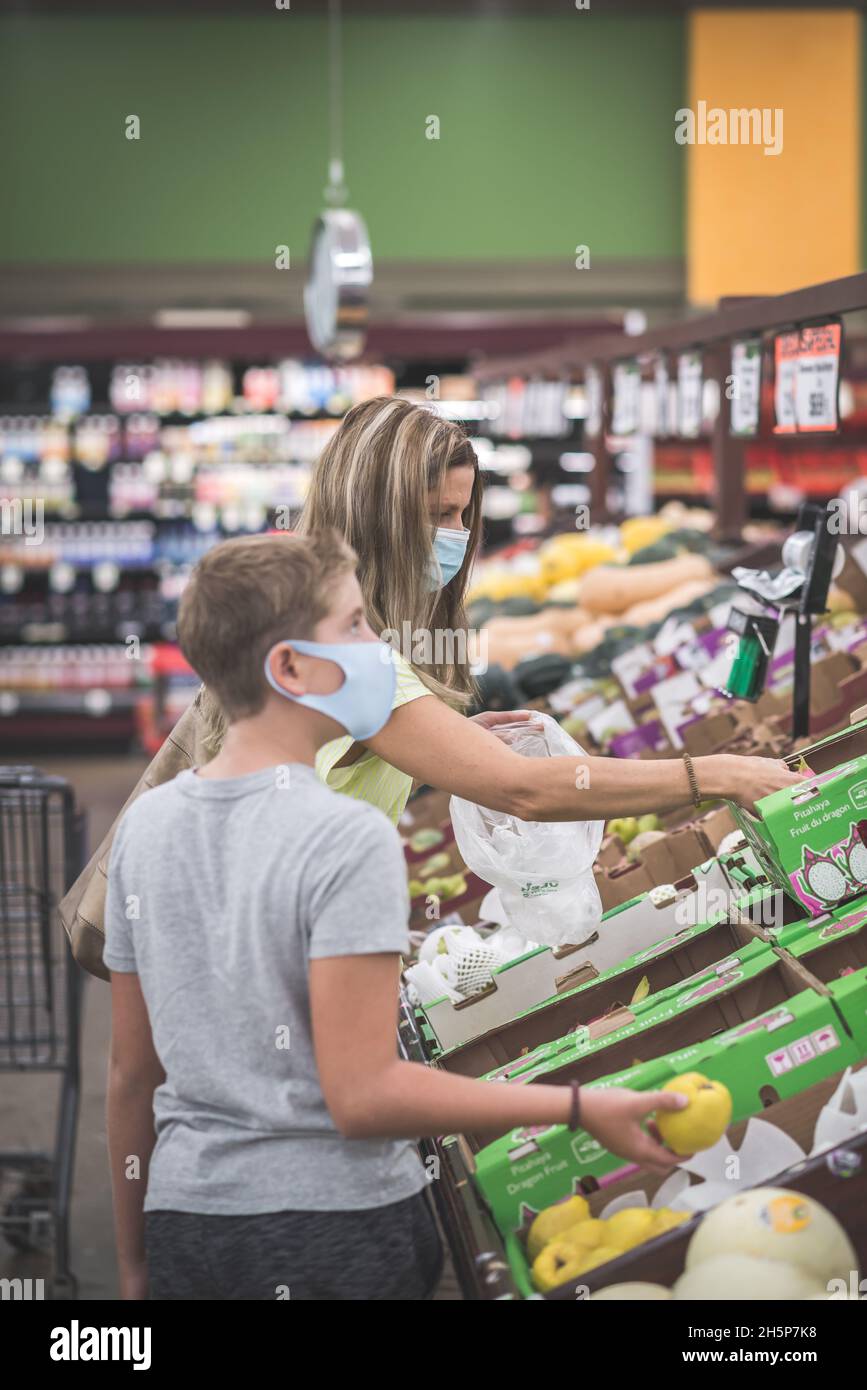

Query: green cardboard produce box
[785,895,867,989]
[783,900,867,1050]
[726,882,810,945]
[730,749,867,918]
[436,916,771,1079]
[416,853,760,1054]
[473,982,861,1240]
[827,965,867,1053]
[501,1061,867,1299]
[788,715,867,775]
[466,946,832,1150]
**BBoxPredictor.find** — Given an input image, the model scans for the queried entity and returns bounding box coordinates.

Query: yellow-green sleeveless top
[314,655,433,823]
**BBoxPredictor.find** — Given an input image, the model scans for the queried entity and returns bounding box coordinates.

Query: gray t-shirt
[104,763,426,1215]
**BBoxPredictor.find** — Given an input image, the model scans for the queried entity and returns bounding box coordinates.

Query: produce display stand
[547,1129,867,1301]
[409,290,867,1296]
[475,271,867,541]
[398,991,520,1300]
[423,1044,867,1301]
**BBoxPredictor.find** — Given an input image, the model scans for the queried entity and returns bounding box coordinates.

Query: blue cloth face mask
[428,526,469,591]
[263,638,396,741]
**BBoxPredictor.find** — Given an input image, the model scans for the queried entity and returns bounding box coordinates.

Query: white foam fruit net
[406,924,520,1004]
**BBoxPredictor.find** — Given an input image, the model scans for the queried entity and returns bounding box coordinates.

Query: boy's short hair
[178,529,357,720]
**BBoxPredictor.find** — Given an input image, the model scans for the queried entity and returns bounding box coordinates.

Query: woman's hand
[580,1087,688,1174]
[706,754,809,812]
[470,709,544,738]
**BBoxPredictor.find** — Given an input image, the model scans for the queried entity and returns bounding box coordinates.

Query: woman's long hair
[298,395,483,706]
[199,396,483,753]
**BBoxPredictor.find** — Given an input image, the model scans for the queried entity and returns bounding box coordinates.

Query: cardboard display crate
[436,917,773,1080]
[804,870,867,1046]
[827,966,867,1054]
[509,1064,867,1299]
[730,730,867,918]
[416,855,758,1053]
[785,714,867,775]
[726,882,811,943]
[470,949,824,1139]
[595,826,719,909]
[472,975,862,1235]
[785,900,867,986]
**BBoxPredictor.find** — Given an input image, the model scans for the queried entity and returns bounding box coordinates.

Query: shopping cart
[0,767,85,1299]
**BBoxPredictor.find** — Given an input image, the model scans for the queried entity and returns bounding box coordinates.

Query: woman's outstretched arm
[362,693,804,821]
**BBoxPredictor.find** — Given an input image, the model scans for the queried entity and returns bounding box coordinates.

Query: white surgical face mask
[263,639,396,741]
[428,526,469,591]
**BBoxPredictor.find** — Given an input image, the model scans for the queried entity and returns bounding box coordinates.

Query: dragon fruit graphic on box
[733,750,867,918]
[792,846,852,913]
[675,968,744,1008]
[487,1050,547,1082]
[730,1006,795,1039]
[819,906,867,940]
[843,825,867,887]
[512,1124,556,1144]
[635,930,693,963]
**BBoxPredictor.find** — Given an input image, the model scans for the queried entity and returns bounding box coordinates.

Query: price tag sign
[654,357,670,437]
[677,352,703,438]
[584,365,602,439]
[795,322,841,433]
[611,361,640,437]
[729,339,762,437]
[773,331,799,434]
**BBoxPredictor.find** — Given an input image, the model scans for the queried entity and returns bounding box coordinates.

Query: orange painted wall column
[687,9,861,305]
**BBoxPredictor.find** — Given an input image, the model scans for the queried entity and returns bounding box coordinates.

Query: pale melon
[674,1254,824,1301]
[590,1282,672,1301]
[685,1188,858,1287]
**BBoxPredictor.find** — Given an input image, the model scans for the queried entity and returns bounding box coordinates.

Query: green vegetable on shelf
[422,873,468,901]
[606,817,639,845]
[418,851,451,880]
[409,827,444,853]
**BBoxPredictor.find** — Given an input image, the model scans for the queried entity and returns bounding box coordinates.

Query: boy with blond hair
[105,530,684,1300]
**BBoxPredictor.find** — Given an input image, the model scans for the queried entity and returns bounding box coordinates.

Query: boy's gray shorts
[144,1190,444,1301]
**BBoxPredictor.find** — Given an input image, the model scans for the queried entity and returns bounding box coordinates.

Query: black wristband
[568,1079,581,1131]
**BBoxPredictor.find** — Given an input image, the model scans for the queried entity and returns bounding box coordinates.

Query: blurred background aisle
[2,0,867,1303]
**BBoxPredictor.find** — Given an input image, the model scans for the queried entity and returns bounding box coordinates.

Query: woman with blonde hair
[63,395,803,973]
[203,394,802,827]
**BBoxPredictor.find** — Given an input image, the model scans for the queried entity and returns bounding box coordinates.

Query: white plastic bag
[449,713,604,947]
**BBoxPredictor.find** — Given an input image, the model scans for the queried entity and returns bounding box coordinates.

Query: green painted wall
[0,13,685,264]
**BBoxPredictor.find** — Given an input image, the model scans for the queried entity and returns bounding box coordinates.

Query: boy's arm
[310,952,684,1171]
[308,811,685,1172]
[107,971,166,1300]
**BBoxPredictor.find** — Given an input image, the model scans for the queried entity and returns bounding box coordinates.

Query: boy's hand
[118,1260,149,1301]
[580,1087,690,1174]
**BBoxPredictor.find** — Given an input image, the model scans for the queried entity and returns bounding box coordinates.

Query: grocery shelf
[0,690,142,716]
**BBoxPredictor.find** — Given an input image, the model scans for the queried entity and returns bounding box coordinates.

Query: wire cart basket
[0,767,85,1299]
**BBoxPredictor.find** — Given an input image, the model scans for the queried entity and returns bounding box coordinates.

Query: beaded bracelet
[683,750,702,808]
